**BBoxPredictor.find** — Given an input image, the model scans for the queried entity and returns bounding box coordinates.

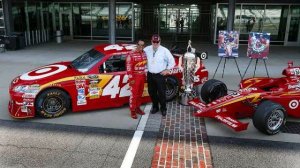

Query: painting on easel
[247,32,270,59]
[218,31,239,58]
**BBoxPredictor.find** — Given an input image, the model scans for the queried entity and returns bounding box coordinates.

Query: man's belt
[148,72,161,75]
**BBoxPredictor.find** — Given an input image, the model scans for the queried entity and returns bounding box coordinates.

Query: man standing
[126,40,147,119]
[144,34,175,116]
[180,18,184,33]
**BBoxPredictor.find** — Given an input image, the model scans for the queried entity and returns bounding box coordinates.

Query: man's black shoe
[150,107,159,114]
[161,109,167,116]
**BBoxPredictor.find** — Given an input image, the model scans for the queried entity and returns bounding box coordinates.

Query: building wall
[4,0,300,46]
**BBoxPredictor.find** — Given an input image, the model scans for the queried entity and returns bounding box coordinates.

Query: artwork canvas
[247,32,270,59]
[218,31,239,57]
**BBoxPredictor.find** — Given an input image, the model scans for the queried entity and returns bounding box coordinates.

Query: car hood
[10,61,82,88]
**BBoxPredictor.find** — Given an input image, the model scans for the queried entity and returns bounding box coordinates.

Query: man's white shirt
[143,45,175,73]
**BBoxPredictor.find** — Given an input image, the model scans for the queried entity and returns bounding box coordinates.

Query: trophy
[179,40,200,106]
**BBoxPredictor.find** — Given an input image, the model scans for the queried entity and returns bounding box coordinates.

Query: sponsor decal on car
[289,100,299,109]
[20,65,67,80]
[169,67,182,75]
[288,84,300,90]
[215,115,238,128]
[22,93,37,99]
[89,86,101,99]
[291,68,300,76]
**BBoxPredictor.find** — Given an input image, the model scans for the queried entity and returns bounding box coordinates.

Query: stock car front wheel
[201,79,227,104]
[36,89,70,118]
[165,76,179,101]
[253,100,286,135]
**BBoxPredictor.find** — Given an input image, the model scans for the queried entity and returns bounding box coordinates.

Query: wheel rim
[267,109,284,131]
[42,96,63,114]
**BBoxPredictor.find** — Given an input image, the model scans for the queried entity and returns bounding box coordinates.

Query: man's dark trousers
[147,72,166,111]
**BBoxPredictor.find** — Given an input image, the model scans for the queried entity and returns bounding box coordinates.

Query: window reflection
[12,3,26,32]
[91,3,108,39]
[116,3,132,39]
[217,4,228,37]
[216,4,290,43]
[0,19,3,27]
[264,6,281,36]
[287,6,300,42]
[73,3,91,38]
[156,4,199,35]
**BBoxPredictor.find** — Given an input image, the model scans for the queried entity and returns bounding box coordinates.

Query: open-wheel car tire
[35,89,70,118]
[253,100,286,135]
[165,76,179,101]
[200,79,227,104]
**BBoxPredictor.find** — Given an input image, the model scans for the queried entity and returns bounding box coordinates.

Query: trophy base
[179,92,194,106]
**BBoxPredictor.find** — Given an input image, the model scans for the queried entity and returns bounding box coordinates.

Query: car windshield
[71,49,105,73]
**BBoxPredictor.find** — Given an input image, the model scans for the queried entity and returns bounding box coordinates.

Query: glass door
[59,3,72,39]
[162,5,190,34]
[285,6,300,46]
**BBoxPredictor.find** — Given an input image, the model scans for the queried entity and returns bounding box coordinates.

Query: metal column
[227,0,236,31]
[109,0,116,44]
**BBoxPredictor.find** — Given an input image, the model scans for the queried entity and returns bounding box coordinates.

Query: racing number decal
[102,75,130,98]
[104,44,136,51]
[102,76,120,98]
[119,75,130,97]
[104,44,123,51]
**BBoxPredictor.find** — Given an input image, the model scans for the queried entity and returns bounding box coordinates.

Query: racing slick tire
[253,100,286,135]
[165,76,179,101]
[200,79,227,104]
[35,89,70,118]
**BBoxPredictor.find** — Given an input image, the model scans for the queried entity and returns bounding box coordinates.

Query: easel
[213,57,242,79]
[243,31,271,79]
[242,58,269,79]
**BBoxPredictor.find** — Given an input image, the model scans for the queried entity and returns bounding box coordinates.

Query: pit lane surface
[0,41,300,167]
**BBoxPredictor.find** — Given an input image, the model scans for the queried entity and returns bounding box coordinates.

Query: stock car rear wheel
[201,79,227,104]
[36,89,70,118]
[165,76,179,101]
[253,100,286,135]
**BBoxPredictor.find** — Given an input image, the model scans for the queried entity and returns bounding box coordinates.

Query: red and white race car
[189,62,300,135]
[9,44,208,118]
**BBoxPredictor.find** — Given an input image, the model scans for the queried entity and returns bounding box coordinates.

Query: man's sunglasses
[152,41,160,44]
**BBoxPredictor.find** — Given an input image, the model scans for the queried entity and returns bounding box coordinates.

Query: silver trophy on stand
[179,40,199,106]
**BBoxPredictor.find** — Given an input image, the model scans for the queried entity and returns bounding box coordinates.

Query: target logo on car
[289,100,299,109]
[20,64,67,80]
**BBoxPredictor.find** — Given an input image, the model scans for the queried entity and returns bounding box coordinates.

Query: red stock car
[9,43,208,119]
[189,62,300,135]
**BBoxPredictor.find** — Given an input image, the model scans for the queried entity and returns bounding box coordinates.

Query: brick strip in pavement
[151,101,213,168]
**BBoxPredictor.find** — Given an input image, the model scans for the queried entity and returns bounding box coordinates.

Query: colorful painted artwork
[247,32,270,59]
[218,31,239,57]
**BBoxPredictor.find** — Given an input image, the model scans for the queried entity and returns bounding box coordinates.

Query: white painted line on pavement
[120,104,152,168]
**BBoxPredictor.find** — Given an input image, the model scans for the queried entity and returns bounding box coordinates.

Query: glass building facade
[1,1,299,46]
[215,3,300,45]
[11,2,138,44]
[0,0,4,35]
